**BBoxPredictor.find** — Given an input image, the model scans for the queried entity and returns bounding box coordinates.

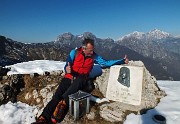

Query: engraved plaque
[106,65,143,105]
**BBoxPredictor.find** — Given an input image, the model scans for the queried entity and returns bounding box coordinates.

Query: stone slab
[106,65,143,105]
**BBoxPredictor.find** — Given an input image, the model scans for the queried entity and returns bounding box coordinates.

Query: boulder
[95,61,166,122]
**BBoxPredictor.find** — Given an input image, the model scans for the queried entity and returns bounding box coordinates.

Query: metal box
[69,90,91,120]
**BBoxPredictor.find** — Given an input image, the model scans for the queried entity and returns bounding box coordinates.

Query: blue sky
[0,0,180,43]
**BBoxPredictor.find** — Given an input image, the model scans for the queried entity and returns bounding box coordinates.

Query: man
[32,38,128,124]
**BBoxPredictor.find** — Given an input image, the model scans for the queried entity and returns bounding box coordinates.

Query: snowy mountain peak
[119,31,145,40]
[119,29,174,41]
[147,29,173,39]
[129,31,145,38]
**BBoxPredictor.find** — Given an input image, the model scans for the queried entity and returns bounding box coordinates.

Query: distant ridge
[1,29,180,80]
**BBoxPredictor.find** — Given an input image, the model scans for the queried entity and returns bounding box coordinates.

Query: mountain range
[0,29,180,80]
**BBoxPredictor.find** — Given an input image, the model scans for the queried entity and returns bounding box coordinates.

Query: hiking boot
[31,116,47,124]
[51,99,67,123]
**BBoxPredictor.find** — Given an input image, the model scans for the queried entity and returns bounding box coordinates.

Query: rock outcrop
[94,61,166,122]
[0,61,166,123]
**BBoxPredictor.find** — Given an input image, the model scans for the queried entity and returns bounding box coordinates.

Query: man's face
[83,43,94,57]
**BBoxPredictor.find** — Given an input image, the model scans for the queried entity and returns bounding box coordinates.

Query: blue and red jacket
[64,47,125,79]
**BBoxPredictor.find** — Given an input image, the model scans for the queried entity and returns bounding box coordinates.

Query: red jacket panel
[65,48,94,79]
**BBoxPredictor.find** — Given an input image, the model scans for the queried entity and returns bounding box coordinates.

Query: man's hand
[66,62,71,73]
[124,55,129,64]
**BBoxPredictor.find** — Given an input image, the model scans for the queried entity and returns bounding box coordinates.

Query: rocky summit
[0,61,165,124]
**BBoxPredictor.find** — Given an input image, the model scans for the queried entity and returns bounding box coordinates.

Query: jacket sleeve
[94,53,125,68]
[64,49,76,73]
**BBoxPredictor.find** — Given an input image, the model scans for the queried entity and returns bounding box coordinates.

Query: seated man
[32,38,128,124]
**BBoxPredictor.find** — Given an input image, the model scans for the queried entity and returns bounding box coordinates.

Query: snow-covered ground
[0,60,179,124]
[0,101,38,124]
[6,60,66,75]
[124,80,180,124]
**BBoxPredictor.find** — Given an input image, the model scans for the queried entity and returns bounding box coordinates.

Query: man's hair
[82,38,94,48]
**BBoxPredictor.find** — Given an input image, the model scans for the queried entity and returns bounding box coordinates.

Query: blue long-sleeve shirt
[64,48,125,78]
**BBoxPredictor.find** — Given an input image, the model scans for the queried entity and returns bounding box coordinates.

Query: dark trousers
[41,76,87,122]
